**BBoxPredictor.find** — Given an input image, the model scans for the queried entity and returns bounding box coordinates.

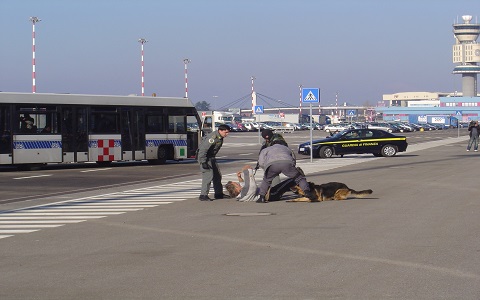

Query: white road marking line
[80,168,113,173]
[13,174,52,180]
[0,235,14,239]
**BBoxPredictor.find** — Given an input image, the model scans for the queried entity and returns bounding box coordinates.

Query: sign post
[254,105,264,144]
[456,111,462,138]
[302,88,320,162]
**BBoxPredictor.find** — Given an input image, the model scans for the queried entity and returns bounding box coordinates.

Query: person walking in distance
[197,124,231,201]
[467,120,480,152]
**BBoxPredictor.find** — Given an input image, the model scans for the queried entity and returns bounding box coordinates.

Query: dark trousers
[267,178,297,201]
[258,162,309,197]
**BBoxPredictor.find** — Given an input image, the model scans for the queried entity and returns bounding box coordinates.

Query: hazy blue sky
[1,0,479,109]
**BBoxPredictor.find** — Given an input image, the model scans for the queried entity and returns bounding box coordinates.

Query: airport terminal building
[376,15,480,124]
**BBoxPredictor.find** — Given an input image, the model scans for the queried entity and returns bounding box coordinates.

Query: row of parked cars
[238,121,324,132]
[323,122,454,134]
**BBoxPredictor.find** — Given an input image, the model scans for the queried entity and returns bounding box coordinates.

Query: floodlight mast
[299,84,303,117]
[183,58,191,98]
[251,76,256,113]
[138,38,148,96]
[30,16,41,93]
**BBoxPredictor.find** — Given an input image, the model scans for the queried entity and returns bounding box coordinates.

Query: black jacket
[468,124,480,137]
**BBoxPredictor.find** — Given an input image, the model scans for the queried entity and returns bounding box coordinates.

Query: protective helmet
[261,129,273,139]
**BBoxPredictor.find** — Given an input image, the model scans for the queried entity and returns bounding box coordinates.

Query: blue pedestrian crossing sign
[254,105,264,114]
[302,88,320,103]
[347,110,356,116]
[456,110,462,116]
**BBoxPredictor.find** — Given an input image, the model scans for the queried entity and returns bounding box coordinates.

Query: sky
[1,0,479,109]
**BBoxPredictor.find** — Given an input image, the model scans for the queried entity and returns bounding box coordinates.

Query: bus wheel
[156,146,168,164]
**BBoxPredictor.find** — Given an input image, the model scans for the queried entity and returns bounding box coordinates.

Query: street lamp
[183,58,191,98]
[138,38,148,96]
[30,16,41,93]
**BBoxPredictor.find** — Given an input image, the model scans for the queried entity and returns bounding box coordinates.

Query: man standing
[467,120,480,152]
[257,141,315,203]
[197,124,231,201]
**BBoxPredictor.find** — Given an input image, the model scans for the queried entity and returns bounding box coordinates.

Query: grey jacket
[258,144,295,170]
[197,131,224,164]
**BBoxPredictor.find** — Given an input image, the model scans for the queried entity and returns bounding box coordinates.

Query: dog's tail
[349,189,373,198]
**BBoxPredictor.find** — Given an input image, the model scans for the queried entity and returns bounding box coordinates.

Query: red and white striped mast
[30,16,41,93]
[138,38,148,96]
[298,84,303,118]
[183,58,191,98]
[251,76,256,113]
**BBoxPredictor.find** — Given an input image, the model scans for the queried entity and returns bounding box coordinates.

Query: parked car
[298,128,408,158]
[324,124,351,133]
[365,122,396,133]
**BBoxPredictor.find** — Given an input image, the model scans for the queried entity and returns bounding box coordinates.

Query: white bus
[0,92,201,169]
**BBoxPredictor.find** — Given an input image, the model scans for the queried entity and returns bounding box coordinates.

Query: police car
[298,129,408,158]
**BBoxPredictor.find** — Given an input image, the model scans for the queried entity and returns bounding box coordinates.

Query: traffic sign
[347,110,356,116]
[254,105,264,114]
[456,110,462,116]
[302,88,320,103]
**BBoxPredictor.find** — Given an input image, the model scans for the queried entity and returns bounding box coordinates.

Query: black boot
[256,195,268,203]
[199,195,212,201]
[214,193,230,199]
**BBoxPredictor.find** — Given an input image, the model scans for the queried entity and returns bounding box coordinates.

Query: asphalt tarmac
[1,129,479,299]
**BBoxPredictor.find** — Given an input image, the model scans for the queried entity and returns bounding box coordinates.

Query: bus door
[121,108,145,161]
[0,105,12,164]
[61,107,88,162]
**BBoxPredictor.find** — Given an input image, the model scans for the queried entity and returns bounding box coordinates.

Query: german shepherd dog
[289,182,373,202]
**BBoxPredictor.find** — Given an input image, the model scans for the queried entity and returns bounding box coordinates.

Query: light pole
[138,38,148,96]
[183,58,191,98]
[30,16,41,93]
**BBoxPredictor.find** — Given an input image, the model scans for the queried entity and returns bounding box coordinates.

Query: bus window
[16,105,59,134]
[168,115,186,133]
[146,114,165,133]
[90,107,119,133]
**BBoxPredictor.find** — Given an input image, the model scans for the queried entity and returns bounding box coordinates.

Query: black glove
[201,162,210,169]
[254,162,260,170]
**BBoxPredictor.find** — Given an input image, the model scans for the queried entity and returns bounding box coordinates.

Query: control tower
[452,15,480,97]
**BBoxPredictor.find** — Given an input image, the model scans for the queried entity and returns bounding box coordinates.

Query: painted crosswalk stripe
[0,216,106,219]
[4,212,125,216]
[0,225,64,228]
[0,229,40,234]
[0,220,86,224]
[20,209,145,212]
